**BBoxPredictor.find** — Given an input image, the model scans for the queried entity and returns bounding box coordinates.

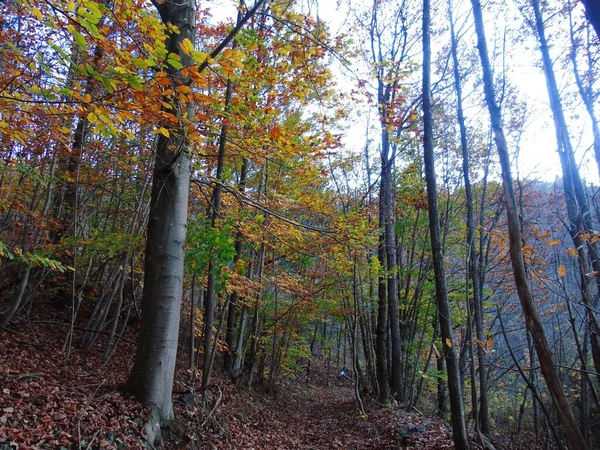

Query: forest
[1,0,600,448]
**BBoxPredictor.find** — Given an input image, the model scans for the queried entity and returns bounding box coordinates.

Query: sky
[206,0,599,186]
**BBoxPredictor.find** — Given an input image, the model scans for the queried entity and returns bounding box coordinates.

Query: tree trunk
[224,159,248,373]
[533,0,600,387]
[379,158,403,400]
[581,0,600,41]
[126,0,195,430]
[568,10,600,182]
[470,0,587,448]
[423,0,469,447]
[376,228,390,403]
[447,0,489,434]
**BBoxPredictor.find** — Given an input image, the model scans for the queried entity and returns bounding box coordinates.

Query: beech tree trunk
[422,0,469,447]
[126,0,195,428]
[470,0,587,448]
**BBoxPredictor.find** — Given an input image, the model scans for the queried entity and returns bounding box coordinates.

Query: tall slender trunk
[447,0,489,433]
[533,0,600,385]
[380,156,403,399]
[201,6,244,394]
[224,158,249,373]
[568,10,600,181]
[470,0,587,447]
[376,226,390,403]
[423,1,469,447]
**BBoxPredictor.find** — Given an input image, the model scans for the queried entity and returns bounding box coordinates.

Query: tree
[447,0,490,435]
[368,0,420,403]
[422,0,469,447]
[469,0,588,448]
[126,0,196,436]
[126,0,266,435]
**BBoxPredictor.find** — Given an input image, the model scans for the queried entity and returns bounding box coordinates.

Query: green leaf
[167,58,183,69]
[68,25,88,50]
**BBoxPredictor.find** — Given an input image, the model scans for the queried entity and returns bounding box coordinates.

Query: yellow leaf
[546,239,561,246]
[179,38,194,56]
[31,7,43,20]
[159,127,170,138]
[97,113,111,125]
[87,112,97,123]
[445,337,452,348]
[247,43,258,51]
[67,0,75,11]
[0,121,8,129]
[558,264,567,278]
[222,48,234,59]
[84,93,91,103]
[191,51,210,65]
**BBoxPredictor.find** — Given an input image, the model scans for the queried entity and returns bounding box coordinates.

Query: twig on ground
[201,385,223,427]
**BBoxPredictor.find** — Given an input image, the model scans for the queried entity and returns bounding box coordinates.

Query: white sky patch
[204,0,599,185]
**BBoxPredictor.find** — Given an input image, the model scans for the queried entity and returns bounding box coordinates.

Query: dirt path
[211,382,458,450]
[270,385,375,449]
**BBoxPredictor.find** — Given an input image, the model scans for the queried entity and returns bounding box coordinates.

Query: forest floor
[0,309,542,450]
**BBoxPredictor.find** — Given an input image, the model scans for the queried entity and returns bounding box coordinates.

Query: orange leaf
[558,264,567,278]
[566,247,578,257]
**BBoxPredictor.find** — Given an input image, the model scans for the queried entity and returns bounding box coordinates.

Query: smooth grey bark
[470,0,587,448]
[422,0,469,447]
[126,0,195,427]
[127,1,267,429]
